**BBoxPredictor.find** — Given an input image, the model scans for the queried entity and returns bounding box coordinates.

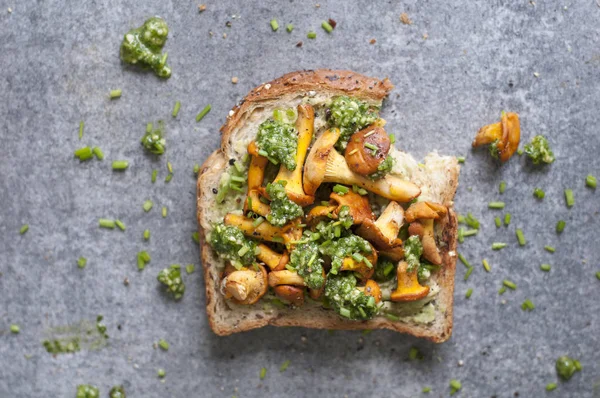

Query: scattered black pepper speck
[225,21,231,27]
[296,41,303,47]
[229,159,235,165]
[212,188,218,194]
[328,18,337,29]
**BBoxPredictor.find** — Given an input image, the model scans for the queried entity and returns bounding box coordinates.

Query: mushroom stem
[256,244,289,271]
[404,201,447,223]
[340,244,378,281]
[408,219,442,265]
[274,285,305,306]
[244,190,270,217]
[356,201,404,249]
[357,279,382,303]
[245,142,271,216]
[222,265,268,305]
[224,213,302,245]
[268,270,306,287]
[390,261,429,302]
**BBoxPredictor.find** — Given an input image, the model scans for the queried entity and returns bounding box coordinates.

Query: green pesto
[404,235,423,272]
[77,257,87,268]
[120,17,172,78]
[373,258,396,282]
[418,263,439,283]
[328,96,379,150]
[265,181,303,226]
[209,222,257,268]
[256,119,297,170]
[157,265,185,300]
[43,338,81,354]
[489,139,500,159]
[314,205,354,241]
[96,315,108,339]
[140,121,166,155]
[324,273,379,320]
[556,356,581,380]
[368,154,394,180]
[524,135,555,164]
[76,384,100,398]
[109,386,126,398]
[289,236,325,289]
[320,235,372,275]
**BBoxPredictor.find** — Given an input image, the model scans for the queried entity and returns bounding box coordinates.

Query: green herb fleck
[521,299,535,311]
[504,213,511,226]
[143,229,150,240]
[465,288,473,299]
[99,219,115,229]
[115,219,126,231]
[280,360,290,372]
[544,245,555,253]
[322,20,334,33]
[74,146,94,161]
[564,189,574,208]
[19,224,29,234]
[92,147,104,160]
[307,31,317,39]
[162,206,167,218]
[76,384,100,398]
[172,101,181,117]
[499,181,506,194]
[449,379,462,395]
[524,135,555,164]
[488,201,505,209]
[503,279,517,290]
[77,257,88,269]
[141,121,166,155]
[533,188,545,199]
[158,338,169,350]
[157,368,166,378]
[270,19,279,31]
[10,324,20,334]
[586,174,597,189]
[79,121,84,140]
[540,264,551,272]
[192,232,200,244]
[516,228,526,246]
[556,220,566,233]
[109,89,122,99]
[185,264,195,274]
[157,265,185,300]
[109,385,126,398]
[492,242,507,250]
[482,259,491,272]
[286,24,294,33]
[556,356,581,381]
[546,383,557,391]
[112,160,129,170]
[260,367,267,380]
[120,17,172,78]
[196,104,212,122]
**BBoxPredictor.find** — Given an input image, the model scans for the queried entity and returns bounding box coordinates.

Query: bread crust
[197,69,458,342]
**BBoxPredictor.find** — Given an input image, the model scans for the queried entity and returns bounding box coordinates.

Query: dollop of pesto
[418,263,439,284]
[524,135,555,165]
[141,122,166,154]
[320,235,372,275]
[120,17,172,78]
[256,119,298,171]
[76,385,100,398]
[404,235,423,272]
[43,338,81,354]
[157,264,185,300]
[314,205,353,241]
[368,154,394,180]
[328,96,379,150]
[324,273,379,320]
[374,258,396,282]
[556,356,581,380]
[209,222,257,267]
[289,234,325,290]
[265,181,303,226]
[109,386,126,398]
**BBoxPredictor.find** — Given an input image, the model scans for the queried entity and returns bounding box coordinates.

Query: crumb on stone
[223,33,227,39]
[400,13,412,25]
[370,38,376,44]
[533,72,540,78]
[198,4,207,12]
[296,41,303,47]
[423,33,429,39]
[231,76,239,84]
[123,277,130,286]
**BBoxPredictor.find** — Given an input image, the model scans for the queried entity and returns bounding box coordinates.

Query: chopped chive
[458,227,464,244]
[167,162,173,173]
[422,387,431,393]
[556,220,565,233]
[77,257,87,268]
[143,200,153,212]
[465,288,473,299]
[193,164,200,174]
[143,229,150,240]
[504,213,511,226]
[540,264,551,272]
[162,207,167,218]
[109,89,122,99]
[286,24,294,33]
[196,104,212,122]
[115,219,126,231]
[10,324,20,333]
[332,184,349,195]
[564,189,574,208]
[185,264,195,274]
[137,253,146,270]
[516,229,526,246]
[544,245,555,253]
[517,147,524,155]
[465,213,480,229]
[91,147,104,160]
[74,146,94,161]
[321,20,334,33]
[494,216,501,228]
[499,181,506,194]
[307,31,317,39]
[230,175,245,183]
[482,259,491,272]
[146,122,153,133]
[259,367,267,380]
[457,156,465,163]
[192,232,199,244]
[165,173,173,183]
[19,224,29,234]
[78,121,84,140]
[385,313,400,321]
[280,360,290,372]
[112,160,129,170]
[270,19,279,31]
[157,369,165,378]
[464,267,474,281]
[158,339,169,350]
[463,229,478,237]
[533,188,545,199]
[503,279,517,290]
[546,383,557,391]
[458,253,471,268]
[357,187,368,195]
[99,219,115,229]
[389,134,396,144]
[449,379,462,394]
[252,216,265,227]
[586,174,597,188]
[596,271,600,280]
[151,169,158,183]
[408,346,421,360]
[492,242,507,250]
[521,299,535,311]
[364,142,378,152]
[488,201,505,209]
[172,101,181,117]
[498,286,507,295]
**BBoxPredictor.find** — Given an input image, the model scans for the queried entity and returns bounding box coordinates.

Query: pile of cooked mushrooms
[218,102,450,310]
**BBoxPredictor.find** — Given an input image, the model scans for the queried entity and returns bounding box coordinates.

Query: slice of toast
[197,70,460,342]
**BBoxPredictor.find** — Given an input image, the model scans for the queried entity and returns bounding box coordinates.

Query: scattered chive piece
[449,379,462,394]
[270,19,279,31]
[143,229,150,240]
[146,122,153,133]
[504,213,511,226]
[492,242,507,250]
[464,267,474,281]
[151,169,158,183]
[92,147,104,160]
[408,347,421,360]
[19,224,29,235]
[544,245,555,253]
[465,288,473,299]
[465,212,480,229]
[77,257,87,268]
[516,229,526,246]
[252,216,265,227]
[259,367,267,380]
[192,232,200,244]
[540,264,551,272]
[115,219,126,231]
[74,146,93,161]
[385,313,400,321]
[556,220,565,233]
[458,253,471,268]
[321,20,334,33]
[196,104,212,122]
[364,142,378,152]
[586,174,597,188]
[422,387,431,393]
[112,160,129,170]
[482,259,491,272]
[457,227,464,244]
[10,324,20,333]
[533,188,545,199]
[172,101,181,117]
[498,286,507,295]
[332,184,349,195]
[521,299,535,311]
[463,229,478,237]
[494,216,502,228]
[157,369,165,378]
[165,173,173,183]
[546,383,557,391]
[193,164,200,174]
[162,207,167,218]
[307,31,317,39]
[109,89,122,99]
[137,251,151,270]
[564,189,574,208]
[158,339,169,350]
[167,161,173,173]
[488,201,505,209]
[280,360,290,372]
[99,219,115,229]
[595,271,600,280]
[286,24,294,33]
[143,200,153,212]
[78,121,84,140]
[185,264,195,274]
[457,156,465,163]
[389,134,396,144]
[517,147,524,155]
[499,181,506,194]
[503,279,517,290]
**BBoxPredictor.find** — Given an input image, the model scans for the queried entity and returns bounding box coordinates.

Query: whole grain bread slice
[197,69,460,342]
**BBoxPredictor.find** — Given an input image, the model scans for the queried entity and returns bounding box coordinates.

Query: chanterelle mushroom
[357,279,382,303]
[273,285,305,306]
[344,125,391,175]
[303,128,421,202]
[268,269,306,287]
[404,201,447,223]
[330,190,375,225]
[408,219,442,265]
[222,264,268,305]
[356,201,404,249]
[256,243,289,271]
[472,111,520,162]
[340,243,378,281]
[224,213,302,246]
[244,141,270,217]
[390,261,429,302]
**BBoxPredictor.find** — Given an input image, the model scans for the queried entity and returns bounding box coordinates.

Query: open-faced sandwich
[197,70,460,342]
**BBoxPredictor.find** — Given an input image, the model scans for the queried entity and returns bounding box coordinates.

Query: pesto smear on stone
[120,17,172,78]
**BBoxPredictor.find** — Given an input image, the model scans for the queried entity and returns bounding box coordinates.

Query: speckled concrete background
[1,1,599,397]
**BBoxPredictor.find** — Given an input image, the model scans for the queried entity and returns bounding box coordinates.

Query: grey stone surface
[0,1,599,397]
